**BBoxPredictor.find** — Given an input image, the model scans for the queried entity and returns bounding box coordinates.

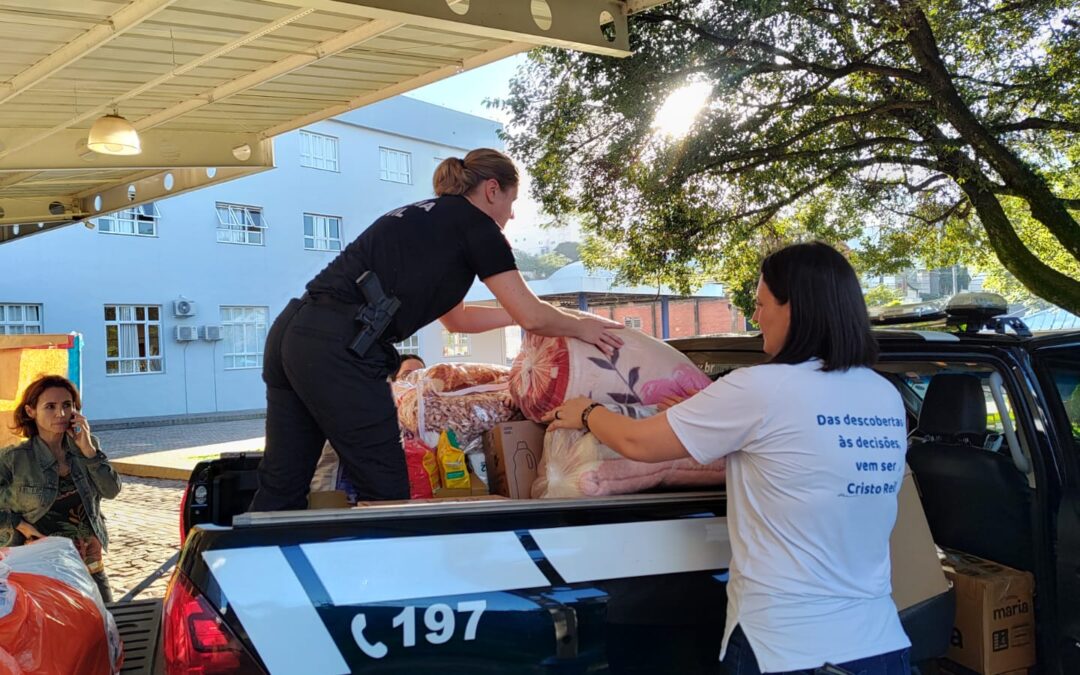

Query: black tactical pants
[249,297,408,512]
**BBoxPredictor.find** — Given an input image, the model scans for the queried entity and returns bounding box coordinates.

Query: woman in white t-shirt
[545,242,911,675]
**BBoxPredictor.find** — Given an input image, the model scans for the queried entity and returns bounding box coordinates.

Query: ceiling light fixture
[87,108,141,156]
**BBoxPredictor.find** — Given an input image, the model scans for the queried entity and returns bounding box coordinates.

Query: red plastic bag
[404,437,439,499]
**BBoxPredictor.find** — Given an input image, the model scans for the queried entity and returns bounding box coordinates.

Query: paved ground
[96,418,265,600]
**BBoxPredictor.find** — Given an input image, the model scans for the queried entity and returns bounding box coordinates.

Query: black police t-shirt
[305,195,517,342]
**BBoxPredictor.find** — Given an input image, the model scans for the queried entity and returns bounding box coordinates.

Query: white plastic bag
[0,537,123,673]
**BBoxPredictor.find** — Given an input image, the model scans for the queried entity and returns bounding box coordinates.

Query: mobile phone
[71,414,81,435]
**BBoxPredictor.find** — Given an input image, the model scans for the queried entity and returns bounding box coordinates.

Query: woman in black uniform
[250,148,623,512]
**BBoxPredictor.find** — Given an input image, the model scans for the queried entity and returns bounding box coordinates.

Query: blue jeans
[722,625,911,675]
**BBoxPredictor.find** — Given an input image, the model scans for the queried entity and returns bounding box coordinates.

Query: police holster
[348,271,400,358]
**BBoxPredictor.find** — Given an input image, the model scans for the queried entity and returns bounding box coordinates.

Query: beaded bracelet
[581,402,604,433]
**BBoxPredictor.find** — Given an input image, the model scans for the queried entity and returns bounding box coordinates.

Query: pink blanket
[532,424,725,498]
[581,457,726,496]
[510,312,711,422]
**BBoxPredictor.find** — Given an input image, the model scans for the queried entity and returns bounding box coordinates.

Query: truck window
[877,362,1029,472]
[1042,353,1080,451]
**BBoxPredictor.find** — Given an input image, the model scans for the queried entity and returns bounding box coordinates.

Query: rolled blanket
[532,403,725,498]
[509,311,711,422]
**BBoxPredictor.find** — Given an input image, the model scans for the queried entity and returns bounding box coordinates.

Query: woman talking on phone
[0,374,122,601]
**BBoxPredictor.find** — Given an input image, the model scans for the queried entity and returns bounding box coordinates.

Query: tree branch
[884,198,969,225]
[636,12,927,84]
[990,117,1080,133]
[990,184,1080,209]
[712,137,934,176]
[858,173,951,194]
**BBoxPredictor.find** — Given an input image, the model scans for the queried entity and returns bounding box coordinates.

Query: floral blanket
[509,314,712,421]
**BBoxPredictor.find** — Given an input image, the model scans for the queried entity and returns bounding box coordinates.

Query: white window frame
[104,304,163,376]
[380,147,412,184]
[96,203,160,237]
[304,213,343,252]
[299,130,339,171]
[216,203,267,246]
[395,334,420,356]
[442,330,471,357]
[624,316,643,329]
[0,303,43,334]
[220,306,269,370]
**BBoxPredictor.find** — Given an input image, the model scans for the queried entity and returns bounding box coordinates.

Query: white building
[0,97,511,422]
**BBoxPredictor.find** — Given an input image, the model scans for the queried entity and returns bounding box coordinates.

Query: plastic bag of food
[437,429,470,489]
[0,537,123,673]
[404,437,440,499]
[397,363,518,448]
[509,311,711,422]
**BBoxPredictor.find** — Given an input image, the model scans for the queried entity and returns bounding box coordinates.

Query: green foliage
[863,285,905,308]
[554,241,581,262]
[513,249,570,279]
[496,0,1080,311]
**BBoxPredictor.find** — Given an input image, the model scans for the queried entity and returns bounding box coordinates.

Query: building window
[380,147,412,184]
[97,203,160,237]
[299,130,339,171]
[216,203,266,246]
[624,316,643,329]
[442,330,470,357]
[104,304,163,375]
[304,213,342,252]
[221,306,268,369]
[0,303,43,334]
[396,334,420,356]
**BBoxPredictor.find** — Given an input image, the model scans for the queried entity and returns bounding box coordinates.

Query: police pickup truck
[165,293,1080,675]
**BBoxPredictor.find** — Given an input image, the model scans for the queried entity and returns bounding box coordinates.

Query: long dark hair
[760,241,877,371]
[12,374,81,438]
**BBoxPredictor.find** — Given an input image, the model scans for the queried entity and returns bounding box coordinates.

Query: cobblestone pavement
[95,418,266,601]
[101,476,186,601]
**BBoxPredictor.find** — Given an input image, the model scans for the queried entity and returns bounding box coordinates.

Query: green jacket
[0,434,122,548]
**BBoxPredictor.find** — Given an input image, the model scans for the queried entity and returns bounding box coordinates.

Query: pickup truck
[165,294,1080,674]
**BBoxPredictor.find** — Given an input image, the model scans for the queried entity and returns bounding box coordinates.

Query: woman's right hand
[576,316,624,356]
[16,520,43,542]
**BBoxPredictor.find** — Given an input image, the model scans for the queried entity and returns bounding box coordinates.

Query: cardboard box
[942,549,1036,675]
[482,420,545,499]
[308,490,349,510]
[890,469,951,610]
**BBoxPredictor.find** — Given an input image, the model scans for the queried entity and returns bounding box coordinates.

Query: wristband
[581,403,603,433]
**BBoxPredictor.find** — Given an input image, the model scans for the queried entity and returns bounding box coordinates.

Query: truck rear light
[163,571,262,674]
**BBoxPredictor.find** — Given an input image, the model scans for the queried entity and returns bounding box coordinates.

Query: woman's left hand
[68,412,95,457]
[542,397,595,431]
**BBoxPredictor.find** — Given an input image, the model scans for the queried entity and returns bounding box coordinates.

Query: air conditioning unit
[200,325,223,341]
[175,325,198,342]
[173,299,197,318]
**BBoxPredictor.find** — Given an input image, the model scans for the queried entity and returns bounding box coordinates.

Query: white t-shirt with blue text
[666,360,911,672]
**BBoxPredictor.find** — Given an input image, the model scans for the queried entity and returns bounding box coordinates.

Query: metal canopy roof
[0,0,664,244]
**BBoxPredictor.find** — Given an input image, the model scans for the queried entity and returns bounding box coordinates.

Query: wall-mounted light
[87,108,141,156]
